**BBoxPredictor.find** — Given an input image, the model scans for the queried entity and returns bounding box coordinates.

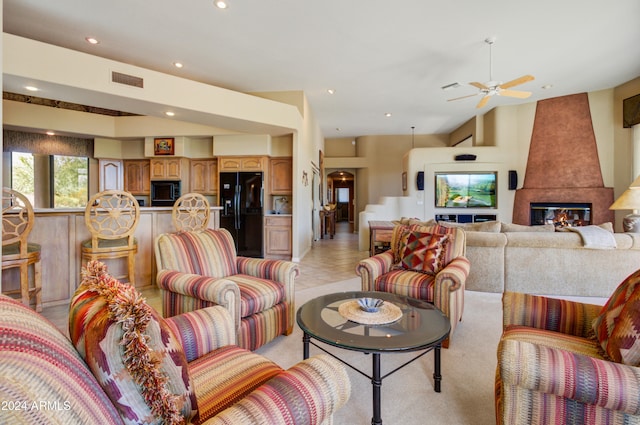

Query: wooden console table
[368,220,395,256]
[320,209,336,239]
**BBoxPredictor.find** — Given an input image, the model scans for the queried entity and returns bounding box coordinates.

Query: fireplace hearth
[530,202,591,227]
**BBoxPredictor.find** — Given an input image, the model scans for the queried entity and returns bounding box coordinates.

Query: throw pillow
[592,268,640,357]
[602,284,640,365]
[399,231,449,274]
[501,222,555,232]
[69,260,196,425]
[438,220,501,233]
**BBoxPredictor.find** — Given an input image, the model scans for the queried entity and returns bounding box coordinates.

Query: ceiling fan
[448,37,535,109]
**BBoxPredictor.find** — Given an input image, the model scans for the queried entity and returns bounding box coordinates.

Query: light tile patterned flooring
[40,221,368,335]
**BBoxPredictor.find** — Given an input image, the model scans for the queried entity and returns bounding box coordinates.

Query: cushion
[438,220,501,233]
[69,261,196,425]
[602,285,640,365]
[398,231,449,274]
[593,269,640,359]
[501,222,555,232]
[225,274,287,317]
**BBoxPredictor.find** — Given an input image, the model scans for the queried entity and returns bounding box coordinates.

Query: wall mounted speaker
[416,171,424,191]
[508,170,518,190]
[454,154,477,161]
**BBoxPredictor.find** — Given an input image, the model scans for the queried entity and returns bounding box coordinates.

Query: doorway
[327,171,354,230]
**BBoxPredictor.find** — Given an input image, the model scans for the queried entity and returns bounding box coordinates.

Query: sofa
[445,220,640,297]
[0,261,350,425]
[154,228,299,351]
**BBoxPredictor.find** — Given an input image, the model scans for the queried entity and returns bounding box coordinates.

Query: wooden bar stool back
[172,192,210,232]
[82,190,140,285]
[1,188,42,312]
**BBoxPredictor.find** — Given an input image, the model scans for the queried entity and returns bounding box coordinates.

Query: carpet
[255,278,504,425]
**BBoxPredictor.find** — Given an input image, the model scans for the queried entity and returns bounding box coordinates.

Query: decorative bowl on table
[357,297,384,313]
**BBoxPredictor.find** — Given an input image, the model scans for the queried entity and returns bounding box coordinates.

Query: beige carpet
[255,278,504,425]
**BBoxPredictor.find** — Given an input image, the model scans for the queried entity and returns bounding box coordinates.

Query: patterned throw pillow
[604,285,640,365]
[593,268,640,357]
[69,261,196,425]
[399,231,449,274]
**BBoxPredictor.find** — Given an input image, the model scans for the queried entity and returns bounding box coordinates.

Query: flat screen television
[435,172,497,208]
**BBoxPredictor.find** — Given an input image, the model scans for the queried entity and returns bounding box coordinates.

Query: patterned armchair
[154,228,299,351]
[497,283,640,424]
[356,223,470,347]
[54,261,346,425]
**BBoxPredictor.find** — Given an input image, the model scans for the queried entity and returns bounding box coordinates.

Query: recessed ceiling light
[385,113,392,117]
[327,89,335,95]
[85,37,99,45]
[173,62,184,69]
[46,131,55,136]
[215,1,228,8]
[25,86,39,92]
[542,84,553,90]
[165,111,175,117]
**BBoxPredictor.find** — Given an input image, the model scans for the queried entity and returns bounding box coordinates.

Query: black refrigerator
[219,171,264,257]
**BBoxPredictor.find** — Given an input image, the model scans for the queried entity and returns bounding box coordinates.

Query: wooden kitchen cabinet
[98,159,123,191]
[150,158,183,179]
[124,159,150,194]
[269,157,292,194]
[190,159,218,194]
[264,215,292,259]
[218,156,265,172]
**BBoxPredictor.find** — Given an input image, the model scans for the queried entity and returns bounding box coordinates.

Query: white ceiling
[3,0,640,139]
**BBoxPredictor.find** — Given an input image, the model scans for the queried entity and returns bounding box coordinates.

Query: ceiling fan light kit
[448,37,534,108]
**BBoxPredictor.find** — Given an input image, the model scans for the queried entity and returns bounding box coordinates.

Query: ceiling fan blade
[470,82,489,90]
[499,74,535,89]
[447,93,479,102]
[476,95,491,109]
[499,89,532,99]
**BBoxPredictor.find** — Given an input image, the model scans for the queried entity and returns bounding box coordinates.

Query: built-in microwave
[151,180,181,206]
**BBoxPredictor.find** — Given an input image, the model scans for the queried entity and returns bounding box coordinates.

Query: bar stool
[172,192,210,231]
[81,190,140,285]
[1,188,42,312]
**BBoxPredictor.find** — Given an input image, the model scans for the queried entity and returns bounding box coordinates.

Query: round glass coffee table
[296,291,450,425]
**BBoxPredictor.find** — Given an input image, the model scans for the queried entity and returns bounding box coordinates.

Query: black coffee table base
[302,333,442,425]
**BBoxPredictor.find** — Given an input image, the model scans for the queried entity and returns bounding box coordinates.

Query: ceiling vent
[111,71,144,88]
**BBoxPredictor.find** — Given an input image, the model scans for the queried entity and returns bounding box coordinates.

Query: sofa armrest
[164,306,236,362]
[355,250,395,291]
[502,291,602,337]
[156,269,241,328]
[498,338,640,416]
[205,354,351,425]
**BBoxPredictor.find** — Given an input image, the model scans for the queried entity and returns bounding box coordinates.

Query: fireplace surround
[530,202,591,227]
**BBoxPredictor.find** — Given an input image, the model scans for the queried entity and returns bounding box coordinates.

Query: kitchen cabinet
[150,158,183,180]
[98,159,123,191]
[264,215,292,259]
[124,159,150,194]
[218,156,265,172]
[269,157,292,194]
[190,159,218,194]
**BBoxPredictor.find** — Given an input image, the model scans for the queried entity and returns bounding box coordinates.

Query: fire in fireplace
[530,203,592,228]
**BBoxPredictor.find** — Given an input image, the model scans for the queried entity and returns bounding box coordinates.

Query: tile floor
[39,221,369,335]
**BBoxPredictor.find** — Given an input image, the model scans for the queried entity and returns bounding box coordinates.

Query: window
[337,187,349,203]
[10,152,88,208]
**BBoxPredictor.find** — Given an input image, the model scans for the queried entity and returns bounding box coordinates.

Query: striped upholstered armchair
[356,223,470,347]
[0,261,350,424]
[496,288,640,424]
[154,228,299,351]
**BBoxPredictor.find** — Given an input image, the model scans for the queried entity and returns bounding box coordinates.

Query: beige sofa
[444,221,640,297]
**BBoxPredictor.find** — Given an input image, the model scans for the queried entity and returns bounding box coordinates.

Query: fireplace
[512,94,614,225]
[530,202,591,228]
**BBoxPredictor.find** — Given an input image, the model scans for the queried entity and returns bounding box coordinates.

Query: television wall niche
[434,172,497,208]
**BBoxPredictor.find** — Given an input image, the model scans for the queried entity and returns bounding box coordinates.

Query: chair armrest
[498,338,640,416]
[435,256,470,293]
[502,291,602,337]
[205,354,351,424]
[355,251,395,291]
[164,306,236,362]
[156,269,241,328]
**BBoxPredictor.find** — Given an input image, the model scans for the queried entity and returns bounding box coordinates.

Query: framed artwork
[402,172,407,191]
[154,137,175,155]
[623,93,640,128]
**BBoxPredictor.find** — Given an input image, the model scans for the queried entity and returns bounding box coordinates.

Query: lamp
[610,175,640,232]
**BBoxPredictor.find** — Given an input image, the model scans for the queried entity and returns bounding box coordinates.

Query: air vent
[111,71,144,88]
